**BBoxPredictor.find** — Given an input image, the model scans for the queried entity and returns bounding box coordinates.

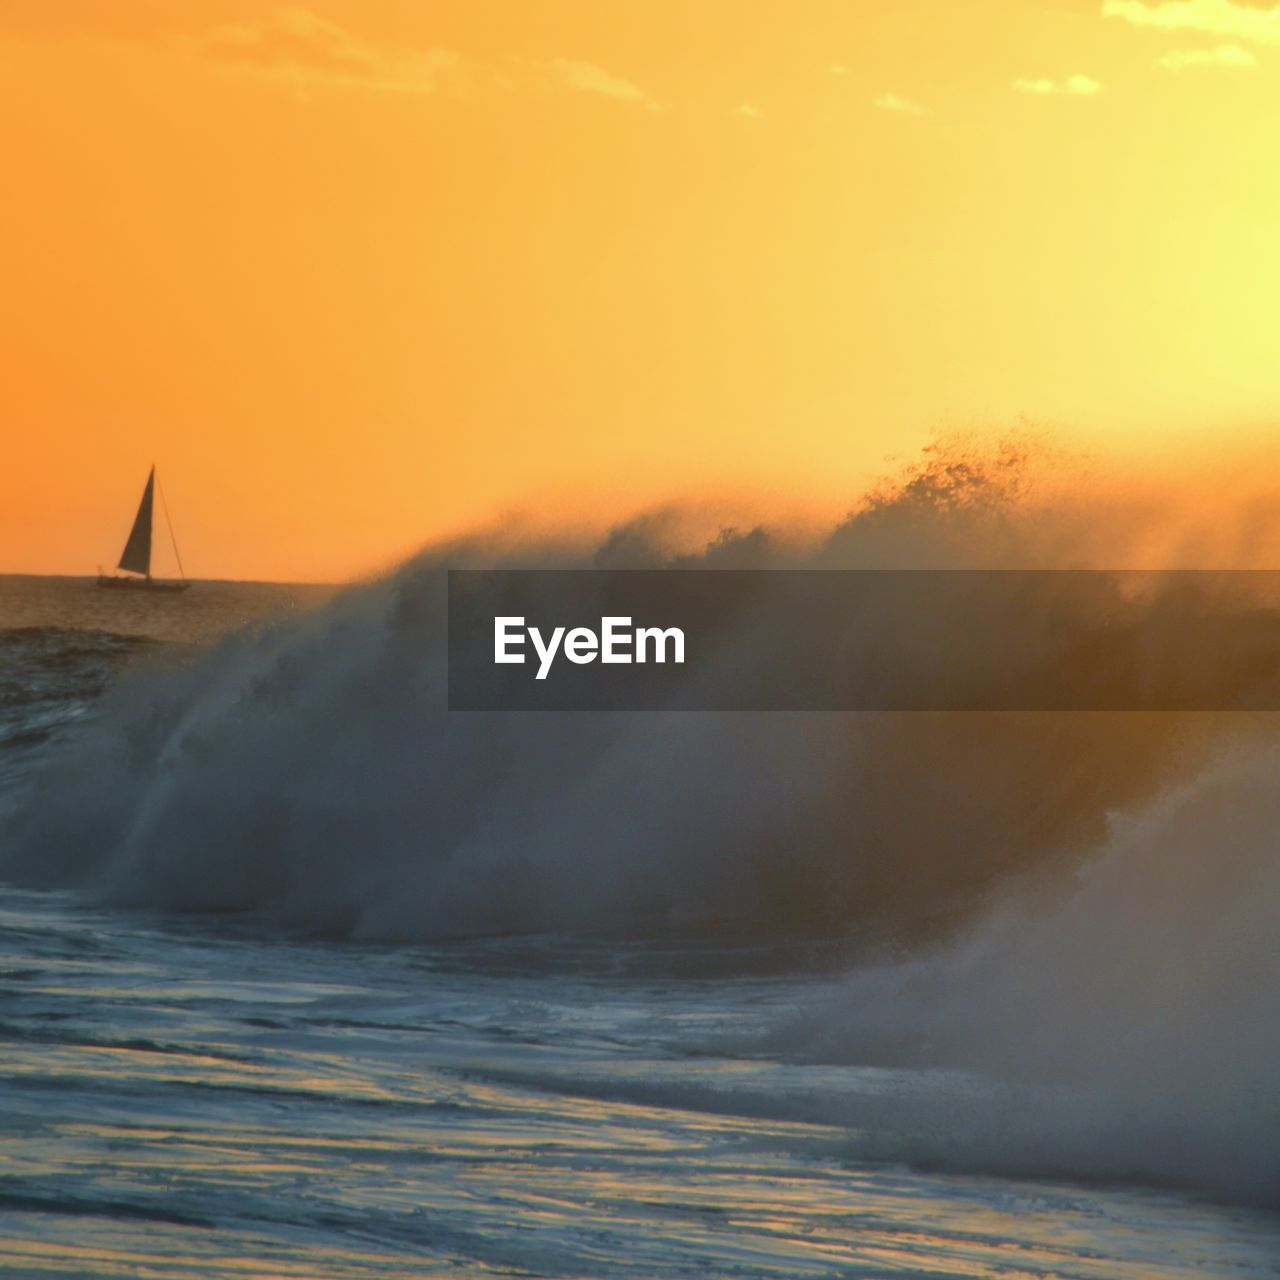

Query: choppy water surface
[2,893,1276,1280]
[0,573,1276,1278]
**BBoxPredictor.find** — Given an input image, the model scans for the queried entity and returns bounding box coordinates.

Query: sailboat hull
[96,575,190,593]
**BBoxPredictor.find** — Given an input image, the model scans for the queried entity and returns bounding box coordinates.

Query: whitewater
[1,447,1277,1277]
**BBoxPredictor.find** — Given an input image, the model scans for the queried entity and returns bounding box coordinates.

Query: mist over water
[2,438,1278,1210]
[773,744,1280,1202]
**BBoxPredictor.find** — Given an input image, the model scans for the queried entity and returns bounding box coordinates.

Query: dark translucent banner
[447,569,1280,711]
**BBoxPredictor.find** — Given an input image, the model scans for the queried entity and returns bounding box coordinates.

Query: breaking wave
[1,436,1277,1203]
[3,439,1251,940]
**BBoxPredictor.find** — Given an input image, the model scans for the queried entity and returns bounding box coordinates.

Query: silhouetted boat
[96,465,190,592]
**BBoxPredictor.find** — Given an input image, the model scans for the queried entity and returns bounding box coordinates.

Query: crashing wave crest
[2,438,1277,1202]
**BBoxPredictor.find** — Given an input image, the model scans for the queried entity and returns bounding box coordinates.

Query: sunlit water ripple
[0,892,1274,1278]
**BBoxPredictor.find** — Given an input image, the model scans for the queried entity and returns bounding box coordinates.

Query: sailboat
[96,465,191,592]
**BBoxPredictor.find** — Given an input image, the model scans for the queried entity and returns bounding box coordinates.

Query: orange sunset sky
[4,0,1280,581]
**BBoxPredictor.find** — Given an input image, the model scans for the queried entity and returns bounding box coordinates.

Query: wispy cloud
[734,102,764,119]
[1157,42,1258,67]
[197,7,657,108]
[829,63,849,76]
[1013,74,1104,95]
[873,93,926,115]
[537,58,659,110]
[199,8,477,95]
[1102,0,1280,44]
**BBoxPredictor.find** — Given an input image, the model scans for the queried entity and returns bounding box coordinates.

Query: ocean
[0,566,1277,1279]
